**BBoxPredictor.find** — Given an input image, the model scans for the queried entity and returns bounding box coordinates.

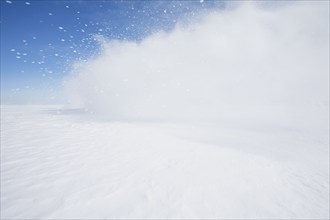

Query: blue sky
[1,0,225,104]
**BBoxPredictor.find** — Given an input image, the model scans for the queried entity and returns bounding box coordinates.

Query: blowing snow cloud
[65,2,329,127]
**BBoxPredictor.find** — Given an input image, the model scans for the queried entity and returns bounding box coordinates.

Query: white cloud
[65,2,329,128]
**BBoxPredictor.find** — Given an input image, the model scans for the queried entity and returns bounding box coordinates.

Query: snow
[1,105,329,219]
[1,1,329,219]
[65,3,329,124]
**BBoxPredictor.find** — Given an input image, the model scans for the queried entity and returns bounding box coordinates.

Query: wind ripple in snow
[1,105,329,219]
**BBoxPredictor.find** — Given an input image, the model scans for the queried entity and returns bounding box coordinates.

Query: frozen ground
[1,105,329,219]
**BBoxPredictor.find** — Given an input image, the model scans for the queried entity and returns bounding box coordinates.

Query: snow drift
[65,2,329,128]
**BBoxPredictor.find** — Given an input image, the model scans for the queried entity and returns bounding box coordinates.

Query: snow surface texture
[2,2,330,219]
[1,105,329,219]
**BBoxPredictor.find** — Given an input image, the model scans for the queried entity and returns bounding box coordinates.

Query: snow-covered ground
[1,105,329,219]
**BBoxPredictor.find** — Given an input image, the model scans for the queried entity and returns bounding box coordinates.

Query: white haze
[65,2,329,129]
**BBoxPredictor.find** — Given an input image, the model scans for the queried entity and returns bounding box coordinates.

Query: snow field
[1,105,329,219]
